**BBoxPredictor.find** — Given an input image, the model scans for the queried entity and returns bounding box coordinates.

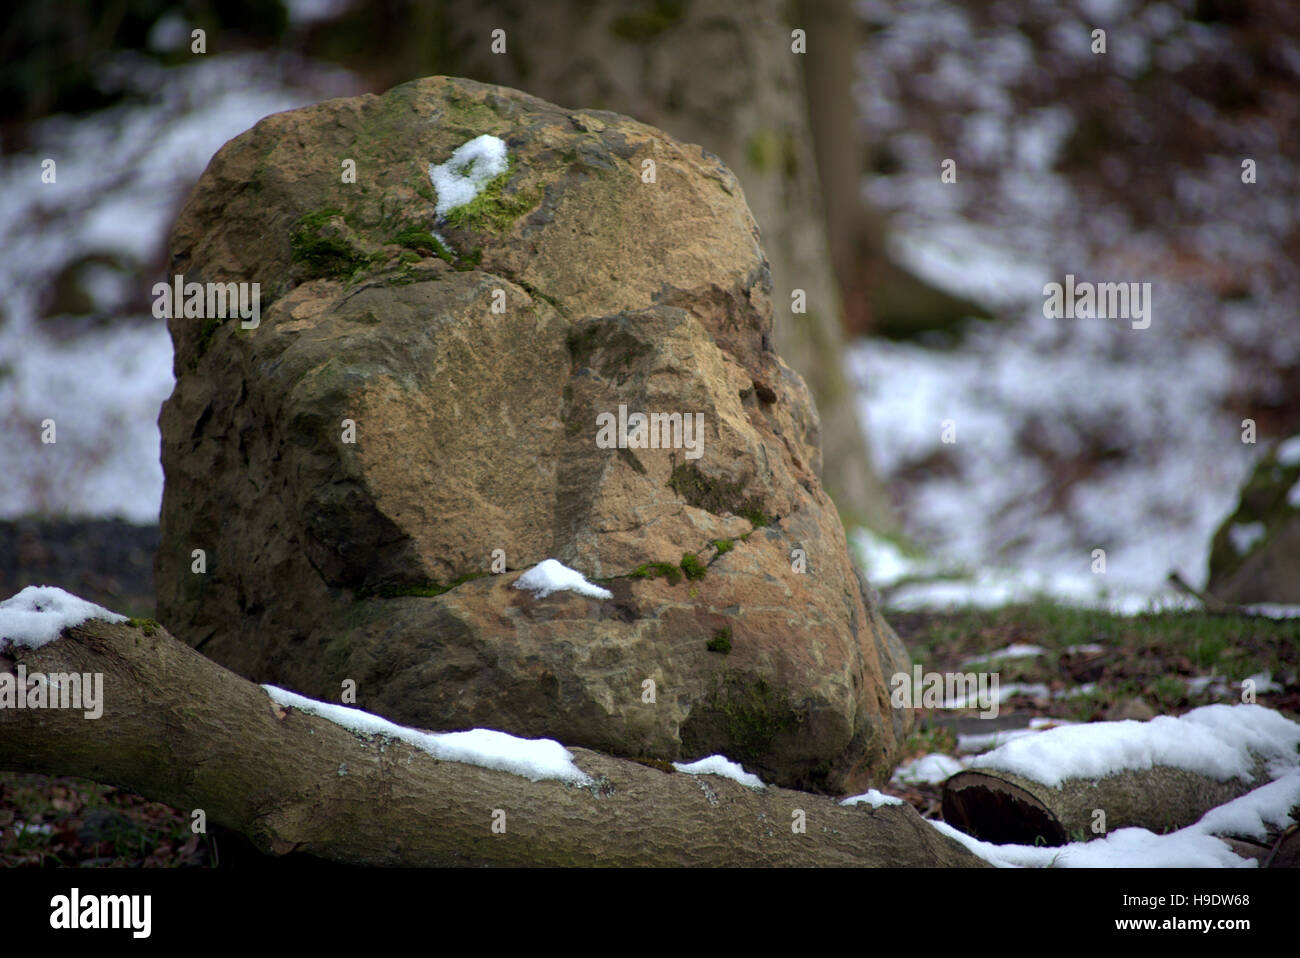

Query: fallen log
[942,762,1293,861]
[0,615,984,867]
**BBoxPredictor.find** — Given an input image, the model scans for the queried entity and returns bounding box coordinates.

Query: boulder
[1206,437,1300,604]
[156,76,911,793]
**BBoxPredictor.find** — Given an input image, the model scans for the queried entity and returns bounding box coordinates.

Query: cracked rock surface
[157,75,911,792]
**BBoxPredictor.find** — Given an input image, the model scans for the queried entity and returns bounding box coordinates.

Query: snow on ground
[844,1,1299,612]
[1240,604,1300,619]
[263,685,591,784]
[1064,643,1104,655]
[959,644,1045,666]
[0,52,355,521]
[0,821,55,838]
[892,752,967,786]
[853,528,1205,616]
[513,559,613,600]
[956,716,1077,753]
[1279,435,1300,467]
[849,320,1253,607]
[0,585,127,649]
[672,755,767,789]
[930,817,1250,868]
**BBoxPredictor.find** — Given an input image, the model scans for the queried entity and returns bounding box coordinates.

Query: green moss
[440,157,542,235]
[296,208,343,233]
[387,265,418,286]
[610,0,688,41]
[453,246,483,272]
[291,207,370,280]
[680,552,707,581]
[630,562,682,586]
[438,90,506,132]
[126,617,160,637]
[711,538,734,555]
[691,672,800,767]
[668,462,770,527]
[633,757,677,774]
[391,225,454,262]
[364,571,487,599]
[706,627,732,654]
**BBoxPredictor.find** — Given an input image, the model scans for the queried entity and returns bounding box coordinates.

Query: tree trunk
[0,617,985,867]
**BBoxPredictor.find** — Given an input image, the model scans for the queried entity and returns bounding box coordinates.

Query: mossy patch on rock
[633,757,677,774]
[391,225,454,263]
[291,208,372,280]
[668,461,770,527]
[629,561,682,586]
[125,617,160,637]
[706,627,732,654]
[680,552,707,581]
[362,571,488,599]
[684,671,801,770]
[440,157,542,235]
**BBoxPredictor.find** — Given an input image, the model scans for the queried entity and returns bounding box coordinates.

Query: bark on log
[0,617,985,867]
[943,763,1282,849]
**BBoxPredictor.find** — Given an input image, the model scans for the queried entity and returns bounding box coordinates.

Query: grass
[892,601,1298,690]
[884,601,1299,825]
[890,601,1299,728]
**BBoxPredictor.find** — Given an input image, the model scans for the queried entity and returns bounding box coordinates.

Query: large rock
[156,76,911,793]
[1206,437,1300,604]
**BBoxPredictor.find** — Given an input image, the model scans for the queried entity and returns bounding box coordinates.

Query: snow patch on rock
[512,559,612,600]
[429,134,509,218]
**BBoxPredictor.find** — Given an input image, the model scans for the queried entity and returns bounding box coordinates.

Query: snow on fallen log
[942,705,1300,849]
[0,587,984,867]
